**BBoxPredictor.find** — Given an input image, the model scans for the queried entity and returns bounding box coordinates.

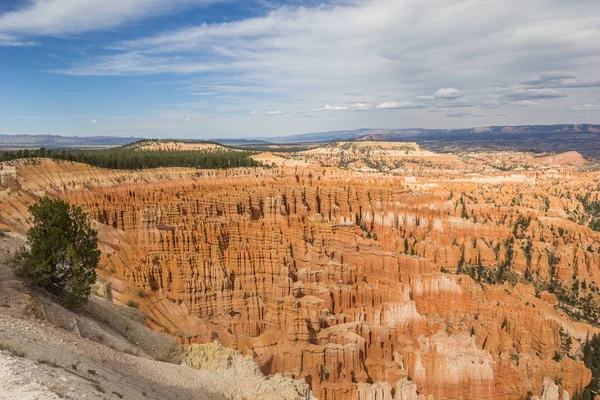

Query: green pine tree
[15,197,101,308]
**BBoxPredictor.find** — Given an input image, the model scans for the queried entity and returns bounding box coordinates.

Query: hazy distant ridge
[263,124,600,158]
[266,124,600,143]
[3,124,600,158]
[0,134,141,148]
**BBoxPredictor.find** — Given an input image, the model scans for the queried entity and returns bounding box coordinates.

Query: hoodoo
[2,143,599,399]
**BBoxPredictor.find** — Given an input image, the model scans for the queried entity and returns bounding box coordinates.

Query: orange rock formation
[1,143,599,400]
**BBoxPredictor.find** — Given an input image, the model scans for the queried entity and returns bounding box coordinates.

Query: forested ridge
[0,147,261,169]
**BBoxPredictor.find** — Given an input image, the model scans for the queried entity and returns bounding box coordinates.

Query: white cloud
[312,103,371,112]
[376,101,426,110]
[4,0,600,133]
[433,88,461,99]
[90,119,98,123]
[0,0,217,36]
[46,0,600,124]
[312,105,349,112]
[0,32,36,46]
[265,110,283,115]
[350,103,371,111]
[249,110,257,115]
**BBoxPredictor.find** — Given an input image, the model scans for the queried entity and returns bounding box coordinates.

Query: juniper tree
[16,197,100,307]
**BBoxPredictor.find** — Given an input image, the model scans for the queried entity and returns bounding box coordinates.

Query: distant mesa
[124,139,230,152]
[525,151,588,167]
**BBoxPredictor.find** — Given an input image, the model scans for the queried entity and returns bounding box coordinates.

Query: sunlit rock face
[2,145,599,399]
[0,165,17,189]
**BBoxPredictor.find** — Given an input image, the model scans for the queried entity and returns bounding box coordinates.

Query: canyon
[1,142,599,400]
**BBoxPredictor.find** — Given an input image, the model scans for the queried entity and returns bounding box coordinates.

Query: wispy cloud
[52,53,223,76]
[2,0,600,135]
[0,33,36,46]
[0,0,218,37]
[522,72,600,89]
[500,88,567,101]
[515,100,538,106]
[43,0,599,122]
[312,104,349,112]
[376,101,426,110]
[569,104,600,111]
[435,99,476,109]
[312,103,371,112]
[446,112,471,118]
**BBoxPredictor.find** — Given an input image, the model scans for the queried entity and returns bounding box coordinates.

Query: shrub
[93,384,105,394]
[580,334,600,397]
[322,365,330,382]
[553,351,562,362]
[15,197,100,308]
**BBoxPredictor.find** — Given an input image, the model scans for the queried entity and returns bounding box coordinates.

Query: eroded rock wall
[2,156,599,400]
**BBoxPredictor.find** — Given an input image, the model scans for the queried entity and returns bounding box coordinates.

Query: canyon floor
[1,141,600,400]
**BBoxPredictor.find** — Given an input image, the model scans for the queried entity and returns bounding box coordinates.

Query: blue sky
[0,0,599,139]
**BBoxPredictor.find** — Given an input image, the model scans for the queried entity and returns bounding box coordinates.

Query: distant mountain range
[0,134,141,149]
[213,138,272,146]
[263,124,600,158]
[264,124,600,143]
[2,124,600,158]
